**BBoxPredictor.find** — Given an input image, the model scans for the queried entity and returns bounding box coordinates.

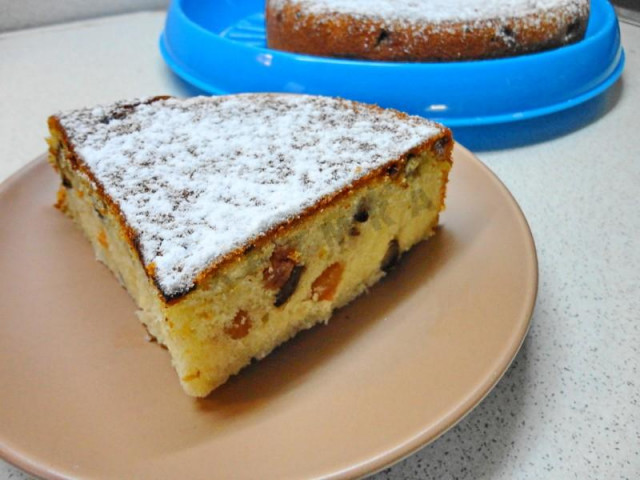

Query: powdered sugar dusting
[271,0,587,23]
[56,95,442,297]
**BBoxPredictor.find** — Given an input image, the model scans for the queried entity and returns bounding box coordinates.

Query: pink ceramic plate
[0,144,536,479]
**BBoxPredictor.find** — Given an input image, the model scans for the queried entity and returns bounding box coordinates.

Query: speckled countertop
[0,11,638,480]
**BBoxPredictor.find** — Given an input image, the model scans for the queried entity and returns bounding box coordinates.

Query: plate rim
[158,32,625,128]
[159,0,623,127]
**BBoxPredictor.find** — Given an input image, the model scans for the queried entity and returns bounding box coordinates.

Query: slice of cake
[47,94,453,397]
[266,0,590,61]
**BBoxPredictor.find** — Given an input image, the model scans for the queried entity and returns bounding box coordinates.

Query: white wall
[0,0,169,32]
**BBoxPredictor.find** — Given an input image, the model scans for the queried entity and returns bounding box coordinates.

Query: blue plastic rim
[160,0,624,131]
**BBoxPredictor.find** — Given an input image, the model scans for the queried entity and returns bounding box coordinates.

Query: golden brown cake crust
[266,0,589,61]
[48,95,452,305]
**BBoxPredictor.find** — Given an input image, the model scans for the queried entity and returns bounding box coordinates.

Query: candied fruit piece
[275,265,305,307]
[224,310,253,339]
[264,246,297,290]
[312,262,344,302]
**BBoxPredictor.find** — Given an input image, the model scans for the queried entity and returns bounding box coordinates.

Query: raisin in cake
[47,94,452,397]
[266,0,589,61]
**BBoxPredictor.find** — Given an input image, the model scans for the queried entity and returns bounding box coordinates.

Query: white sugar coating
[56,94,443,297]
[271,0,588,23]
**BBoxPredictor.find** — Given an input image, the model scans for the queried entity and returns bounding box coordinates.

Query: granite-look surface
[0,12,638,479]
[0,0,168,32]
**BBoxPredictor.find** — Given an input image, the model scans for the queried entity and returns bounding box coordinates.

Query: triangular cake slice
[47,94,453,397]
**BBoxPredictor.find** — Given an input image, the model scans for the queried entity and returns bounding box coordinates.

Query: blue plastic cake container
[159,0,625,149]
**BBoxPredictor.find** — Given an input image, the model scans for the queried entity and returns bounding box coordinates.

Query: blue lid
[160,0,624,149]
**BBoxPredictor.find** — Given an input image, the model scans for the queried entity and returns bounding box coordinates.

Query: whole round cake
[266,0,590,61]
